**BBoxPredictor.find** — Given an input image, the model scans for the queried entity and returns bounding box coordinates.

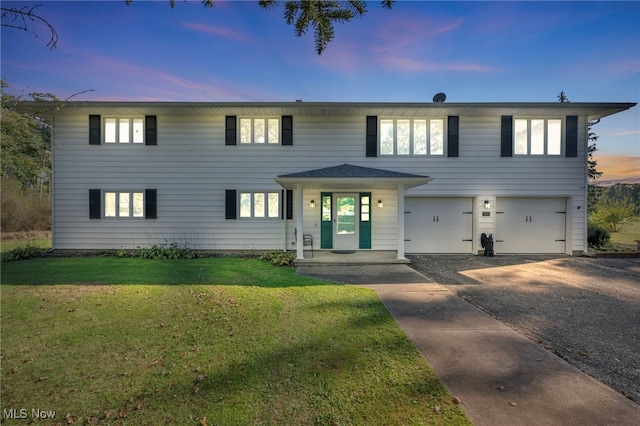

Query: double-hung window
[239,191,280,218]
[104,118,144,144]
[380,118,444,156]
[104,191,144,218]
[239,118,279,144]
[514,118,562,156]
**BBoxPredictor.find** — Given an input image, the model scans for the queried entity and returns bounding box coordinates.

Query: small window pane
[240,193,251,217]
[104,192,116,217]
[254,119,265,144]
[413,120,427,155]
[515,119,528,155]
[322,196,331,222]
[268,119,279,144]
[268,192,279,217]
[133,192,144,217]
[548,119,562,155]
[119,193,130,216]
[361,196,370,205]
[132,119,144,143]
[531,119,544,155]
[380,120,394,155]
[105,119,117,143]
[430,119,444,155]
[397,120,410,155]
[254,193,265,217]
[119,119,130,143]
[240,119,252,144]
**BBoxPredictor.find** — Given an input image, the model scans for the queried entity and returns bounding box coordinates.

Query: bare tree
[1,4,58,49]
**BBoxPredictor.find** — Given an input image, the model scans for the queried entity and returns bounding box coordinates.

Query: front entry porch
[294,250,409,266]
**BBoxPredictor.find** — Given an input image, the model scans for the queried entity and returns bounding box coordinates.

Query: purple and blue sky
[2,1,638,182]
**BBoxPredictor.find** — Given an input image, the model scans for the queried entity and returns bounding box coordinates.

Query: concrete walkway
[297,264,640,426]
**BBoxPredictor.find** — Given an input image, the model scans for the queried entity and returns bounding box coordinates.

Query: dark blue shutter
[225,190,237,219]
[225,116,237,145]
[145,116,157,145]
[89,189,101,219]
[282,115,293,145]
[366,116,377,157]
[447,116,459,157]
[145,189,157,219]
[501,116,513,157]
[89,115,101,145]
[566,116,578,157]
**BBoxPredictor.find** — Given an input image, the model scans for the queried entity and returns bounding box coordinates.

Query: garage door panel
[496,197,566,254]
[405,198,473,254]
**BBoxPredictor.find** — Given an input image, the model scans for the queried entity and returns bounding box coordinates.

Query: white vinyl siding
[51,110,588,254]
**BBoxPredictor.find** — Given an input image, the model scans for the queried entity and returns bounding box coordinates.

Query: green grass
[1,238,51,252]
[1,257,469,425]
[611,220,640,246]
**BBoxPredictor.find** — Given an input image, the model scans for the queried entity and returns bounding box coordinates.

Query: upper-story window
[514,118,562,156]
[380,118,444,156]
[240,118,280,144]
[104,118,144,144]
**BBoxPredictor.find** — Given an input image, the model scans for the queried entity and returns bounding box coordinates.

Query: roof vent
[432,93,446,103]
[295,99,303,103]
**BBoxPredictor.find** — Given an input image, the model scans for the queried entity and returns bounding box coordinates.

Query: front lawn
[1,257,468,425]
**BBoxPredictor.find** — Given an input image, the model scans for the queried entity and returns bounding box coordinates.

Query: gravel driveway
[407,255,640,405]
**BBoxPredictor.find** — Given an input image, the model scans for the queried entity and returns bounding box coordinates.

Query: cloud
[596,155,640,181]
[373,16,465,53]
[379,55,493,73]
[615,130,640,137]
[181,22,253,44]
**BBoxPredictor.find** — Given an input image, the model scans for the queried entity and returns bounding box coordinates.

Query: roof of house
[16,101,637,122]
[278,164,427,179]
[275,164,432,190]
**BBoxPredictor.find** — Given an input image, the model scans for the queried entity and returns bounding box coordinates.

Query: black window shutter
[286,189,293,220]
[366,116,377,157]
[501,116,513,157]
[145,189,157,219]
[566,115,578,157]
[89,189,101,219]
[225,116,237,145]
[145,115,157,145]
[447,116,459,157]
[225,190,237,219]
[282,115,293,145]
[89,115,101,145]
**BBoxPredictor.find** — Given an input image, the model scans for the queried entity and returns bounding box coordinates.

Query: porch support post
[397,184,406,260]
[295,184,304,260]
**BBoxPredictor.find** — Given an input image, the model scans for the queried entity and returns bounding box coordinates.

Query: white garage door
[495,197,566,253]
[405,198,473,253]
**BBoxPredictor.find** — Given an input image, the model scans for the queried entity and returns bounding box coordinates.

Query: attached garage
[405,198,474,253]
[495,197,566,254]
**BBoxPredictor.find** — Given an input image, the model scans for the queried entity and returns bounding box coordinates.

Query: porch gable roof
[275,164,432,190]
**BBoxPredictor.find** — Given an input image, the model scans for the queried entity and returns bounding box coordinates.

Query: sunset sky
[2,0,638,182]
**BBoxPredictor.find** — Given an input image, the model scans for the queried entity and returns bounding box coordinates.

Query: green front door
[320,192,372,250]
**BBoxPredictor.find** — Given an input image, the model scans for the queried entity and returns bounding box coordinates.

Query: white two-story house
[32,100,635,259]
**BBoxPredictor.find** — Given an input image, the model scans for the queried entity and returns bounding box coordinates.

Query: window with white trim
[104,118,144,144]
[239,118,279,144]
[380,118,444,156]
[514,118,562,156]
[239,191,280,218]
[104,191,144,218]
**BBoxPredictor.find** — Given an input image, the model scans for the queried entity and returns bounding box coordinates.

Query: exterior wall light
[377,200,384,208]
[310,199,316,208]
[484,200,491,209]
